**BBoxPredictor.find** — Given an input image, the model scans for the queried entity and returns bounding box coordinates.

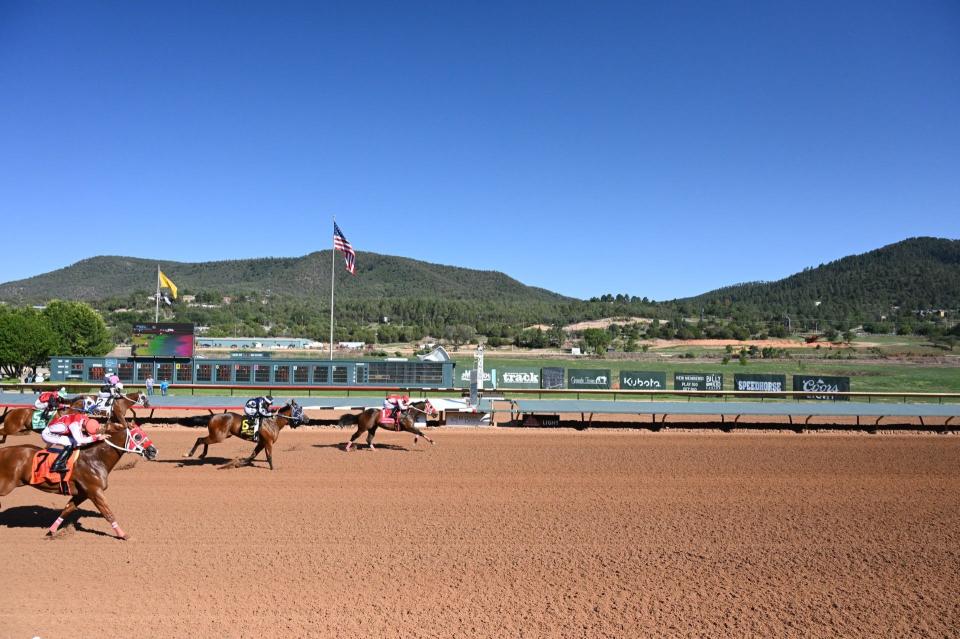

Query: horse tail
[338,412,360,428]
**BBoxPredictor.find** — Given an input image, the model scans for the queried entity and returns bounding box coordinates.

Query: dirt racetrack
[2,427,959,638]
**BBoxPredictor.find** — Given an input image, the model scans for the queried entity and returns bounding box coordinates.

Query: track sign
[541,367,565,390]
[568,369,611,389]
[674,373,723,391]
[498,367,541,389]
[733,374,787,393]
[793,375,850,400]
[619,371,667,390]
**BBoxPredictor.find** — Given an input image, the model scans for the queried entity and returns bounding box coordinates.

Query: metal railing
[3,382,960,404]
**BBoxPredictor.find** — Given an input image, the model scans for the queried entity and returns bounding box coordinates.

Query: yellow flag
[158,270,178,299]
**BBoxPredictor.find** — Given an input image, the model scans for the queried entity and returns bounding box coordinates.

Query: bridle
[279,402,304,428]
[405,401,437,418]
[120,392,147,406]
[101,424,154,458]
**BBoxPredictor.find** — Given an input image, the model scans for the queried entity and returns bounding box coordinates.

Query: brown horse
[182,400,304,470]
[69,392,149,428]
[0,420,158,539]
[340,400,438,451]
[1,406,69,444]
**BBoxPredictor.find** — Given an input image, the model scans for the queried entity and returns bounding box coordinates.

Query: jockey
[383,394,410,422]
[34,387,68,422]
[42,414,105,473]
[243,395,274,441]
[97,374,124,412]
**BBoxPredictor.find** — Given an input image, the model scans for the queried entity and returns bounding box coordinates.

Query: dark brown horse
[0,420,158,539]
[182,400,304,470]
[340,400,439,451]
[69,392,149,428]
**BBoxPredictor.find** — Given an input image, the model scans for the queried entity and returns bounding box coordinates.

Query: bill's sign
[674,373,723,392]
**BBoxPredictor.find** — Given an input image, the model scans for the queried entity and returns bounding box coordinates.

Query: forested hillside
[0,238,957,347]
[0,252,569,305]
[679,237,960,321]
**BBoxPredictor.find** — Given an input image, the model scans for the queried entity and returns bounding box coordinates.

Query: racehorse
[69,392,149,428]
[0,405,71,444]
[0,420,158,539]
[340,400,438,451]
[182,400,304,470]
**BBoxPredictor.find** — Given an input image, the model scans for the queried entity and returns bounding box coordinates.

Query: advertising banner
[541,367,565,390]
[674,373,724,391]
[568,369,611,389]
[733,374,787,393]
[793,375,851,400]
[498,367,541,389]
[619,371,667,390]
[455,367,494,388]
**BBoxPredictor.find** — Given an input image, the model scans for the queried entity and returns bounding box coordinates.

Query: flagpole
[155,265,160,323]
[329,217,336,361]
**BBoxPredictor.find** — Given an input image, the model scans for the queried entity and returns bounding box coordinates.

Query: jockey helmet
[115,382,124,391]
[264,395,274,404]
[85,418,101,435]
[59,387,67,394]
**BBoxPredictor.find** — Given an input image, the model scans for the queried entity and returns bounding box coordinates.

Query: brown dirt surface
[2,428,959,638]
[563,317,653,331]
[649,337,853,350]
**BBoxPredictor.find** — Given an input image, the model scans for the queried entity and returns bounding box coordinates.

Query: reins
[120,393,147,406]
[100,427,151,457]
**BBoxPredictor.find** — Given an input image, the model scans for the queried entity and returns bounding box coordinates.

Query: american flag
[333,222,356,275]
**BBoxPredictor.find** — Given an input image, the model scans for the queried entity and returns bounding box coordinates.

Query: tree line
[0,301,112,379]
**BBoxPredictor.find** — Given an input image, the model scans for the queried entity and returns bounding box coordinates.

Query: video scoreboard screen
[132,323,195,358]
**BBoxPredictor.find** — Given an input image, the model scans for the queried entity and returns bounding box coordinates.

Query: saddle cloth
[377,411,405,430]
[31,410,51,431]
[30,448,80,494]
[239,417,258,440]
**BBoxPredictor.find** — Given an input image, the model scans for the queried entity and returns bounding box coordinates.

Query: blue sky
[1,1,958,300]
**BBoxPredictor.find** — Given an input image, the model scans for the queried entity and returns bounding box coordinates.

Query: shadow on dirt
[312,442,421,452]
[155,457,233,467]
[0,505,112,537]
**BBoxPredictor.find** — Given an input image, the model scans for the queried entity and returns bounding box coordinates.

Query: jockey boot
[51,446,74,474]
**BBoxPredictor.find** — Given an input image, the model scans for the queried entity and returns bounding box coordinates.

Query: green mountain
[1,238,956,343]
[0,251,571,305]
[680,237,960,319]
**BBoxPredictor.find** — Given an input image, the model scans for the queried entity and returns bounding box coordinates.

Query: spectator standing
[160,380,169,396]
[145,375,155,396]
